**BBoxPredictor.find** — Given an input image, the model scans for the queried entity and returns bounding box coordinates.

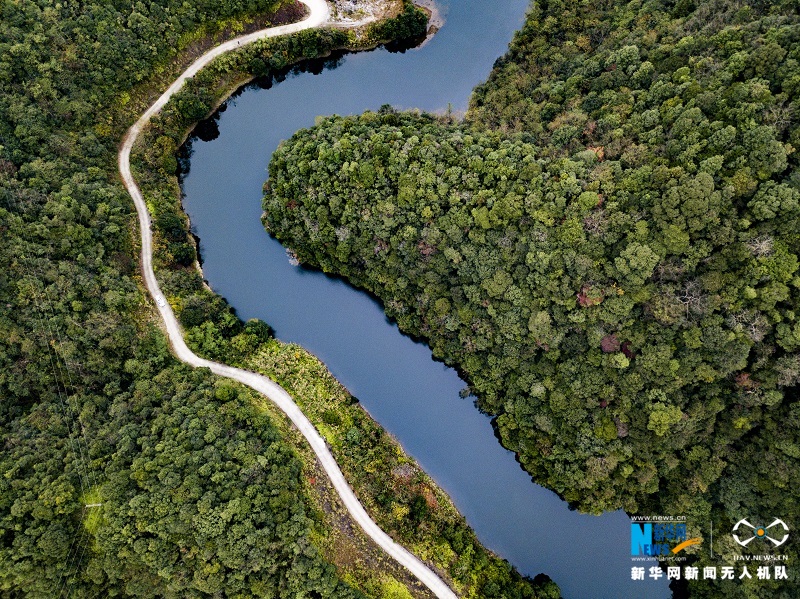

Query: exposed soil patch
[330,0,402,23]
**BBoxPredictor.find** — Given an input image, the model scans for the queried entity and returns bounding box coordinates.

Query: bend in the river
[178,1,675,596]
[117,3,459,598]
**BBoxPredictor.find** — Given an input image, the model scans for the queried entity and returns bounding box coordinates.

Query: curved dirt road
[119,2,458,598]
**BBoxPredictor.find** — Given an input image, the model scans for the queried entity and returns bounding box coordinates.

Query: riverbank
[237,338,558,599]
[120,2,463,597]
[123,1,556,597]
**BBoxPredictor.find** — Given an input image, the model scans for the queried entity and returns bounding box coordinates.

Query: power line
[1,191,100,597]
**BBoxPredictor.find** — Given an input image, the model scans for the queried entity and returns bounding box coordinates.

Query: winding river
[180,1,672,597]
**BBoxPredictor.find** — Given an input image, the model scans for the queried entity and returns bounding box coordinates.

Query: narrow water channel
[180,1,672,597]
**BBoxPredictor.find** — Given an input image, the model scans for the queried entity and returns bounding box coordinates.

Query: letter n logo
[631,523,652,556]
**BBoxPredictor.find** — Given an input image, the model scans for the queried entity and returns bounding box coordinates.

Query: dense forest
[263,0,800,595]
[0,0,556,596]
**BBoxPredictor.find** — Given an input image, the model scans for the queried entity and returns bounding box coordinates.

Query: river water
[180,1,671,597]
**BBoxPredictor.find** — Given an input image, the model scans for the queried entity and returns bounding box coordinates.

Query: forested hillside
[263,1,800,595]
